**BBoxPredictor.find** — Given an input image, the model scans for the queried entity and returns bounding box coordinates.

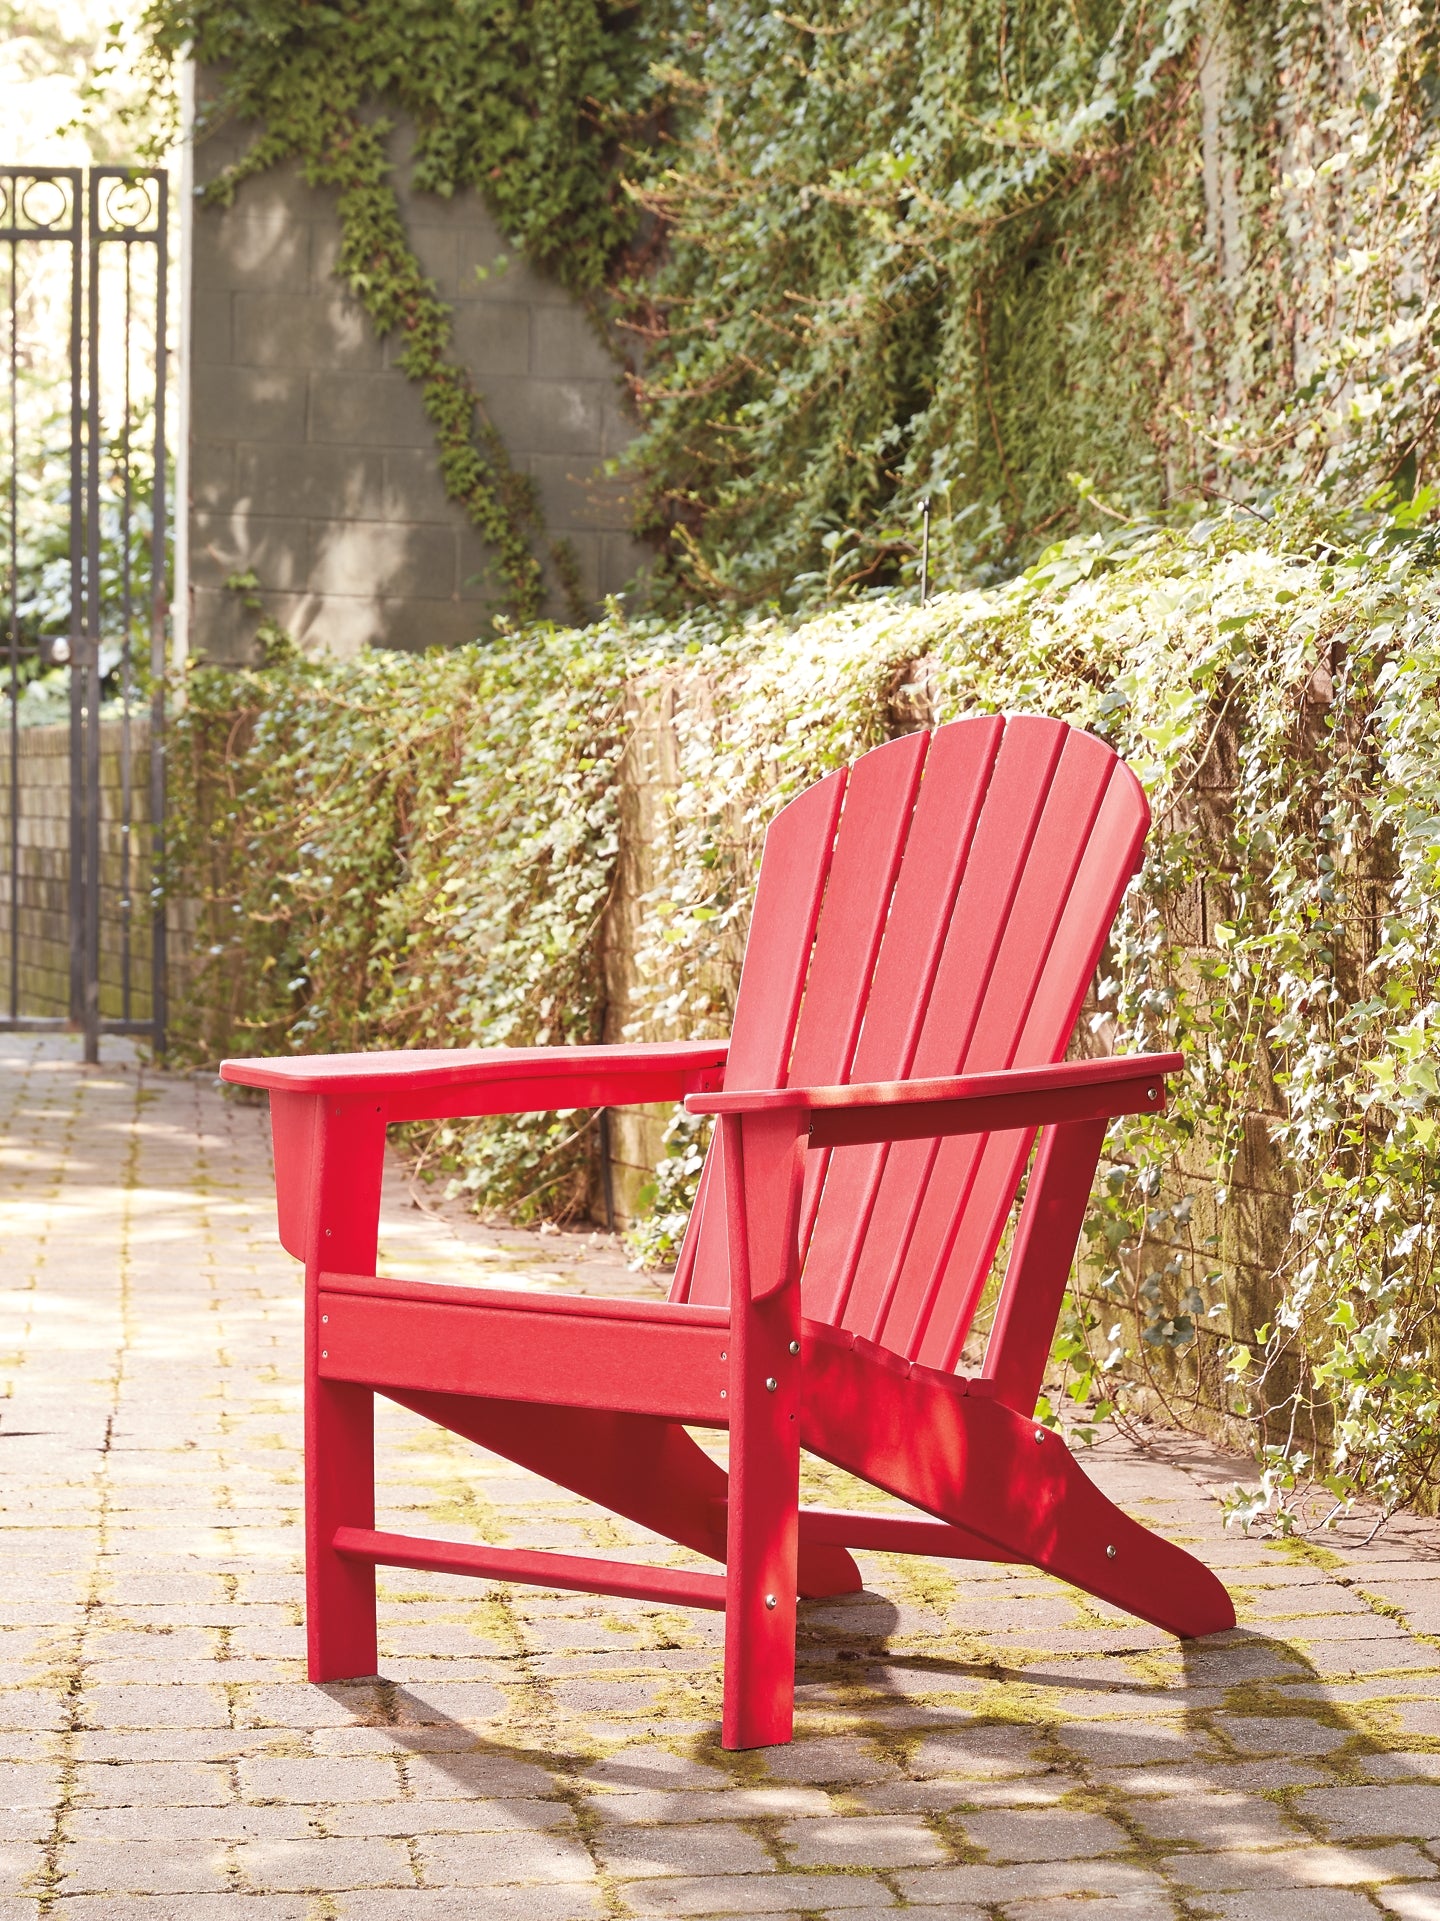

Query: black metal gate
[1,165,168,1062]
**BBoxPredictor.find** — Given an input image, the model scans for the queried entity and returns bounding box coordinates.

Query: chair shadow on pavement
[314,1677,598,1798]
[317,1590,1388,1798]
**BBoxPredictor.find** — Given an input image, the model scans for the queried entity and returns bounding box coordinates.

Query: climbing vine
[135,3,1440,612]
[622,1,1440,603]
[172,501,1440,1525]
[140,0,664,620]
[170,623,629,1217]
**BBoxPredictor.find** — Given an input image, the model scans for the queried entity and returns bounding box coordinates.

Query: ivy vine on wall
[141,0,664,622]
[622,0,1440,605]
[171,499,1440,1525]
[137,3,1440,618]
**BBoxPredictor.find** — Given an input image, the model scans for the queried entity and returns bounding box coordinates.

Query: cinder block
[454,526,500,602]
[528,452,634,532]
[599,531,650,601]
[448,303,532,381]
[483,376,607,457]
[382,447,464,522]
[547,531,603,609]
[355,597,495,652]
[190,584,268,665]
[195,150,336,229]
[188,514,311,595]
[279,591,388,658]
[190,365,308,447]
[189,287,233,366]
[308,370,434,449]
[189,442,235,513]
[232,291,382,371]
[192,204,309,294]
[307,221,343,291]
[531,304,621,384]
[232,443,387,521]
[406,223,460,299]
[307,521,457,598]
[601,392,640,461]
[191,91,243,158]
[453,524,595,618]
[455,214,556,305]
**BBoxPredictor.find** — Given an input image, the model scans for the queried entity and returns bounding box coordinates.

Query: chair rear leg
[1038,1462,1236,1638]
[307,1379,378,1682]
[803,1342,1235,1641]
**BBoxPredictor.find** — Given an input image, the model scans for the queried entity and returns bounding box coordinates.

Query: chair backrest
[669,714,1149,1372]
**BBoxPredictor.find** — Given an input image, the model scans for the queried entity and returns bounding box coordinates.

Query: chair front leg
[719,1112,806,1750]
[307,1380,378,1681]
[300,1096,387,1683]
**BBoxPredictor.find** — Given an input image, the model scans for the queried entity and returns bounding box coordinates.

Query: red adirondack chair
[222,714,1235,1750]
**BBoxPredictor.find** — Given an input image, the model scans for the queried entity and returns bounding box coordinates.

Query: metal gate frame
[1,164,168,1062]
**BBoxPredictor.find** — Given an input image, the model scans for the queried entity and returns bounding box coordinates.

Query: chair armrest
[220,1039,729,1124]
[686,1052,1180,1149]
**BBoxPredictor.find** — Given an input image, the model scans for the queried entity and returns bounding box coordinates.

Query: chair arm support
[229,1041,728,1262]
[687,1052,1180,1150]
[220,1039,729,1124]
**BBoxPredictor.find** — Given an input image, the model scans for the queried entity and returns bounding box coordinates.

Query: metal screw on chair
[765,1377,778,1392]
[764,1595,777,1609]
[1106,1544,1117,1558]
[1147,1087,1158,1100]
[1034,1429,1045,1443]
[789,1341,800,1355]
[321,1351,328,1359]
[321,1315,328,1324]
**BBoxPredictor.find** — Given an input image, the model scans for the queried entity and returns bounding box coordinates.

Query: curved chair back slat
[672,714,1148,1369]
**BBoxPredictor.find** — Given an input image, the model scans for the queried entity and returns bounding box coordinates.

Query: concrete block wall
[188,94,648,662]
[0,720,162,1025]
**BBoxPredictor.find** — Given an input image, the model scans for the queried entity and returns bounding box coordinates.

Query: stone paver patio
[7,1035,1440,1918]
